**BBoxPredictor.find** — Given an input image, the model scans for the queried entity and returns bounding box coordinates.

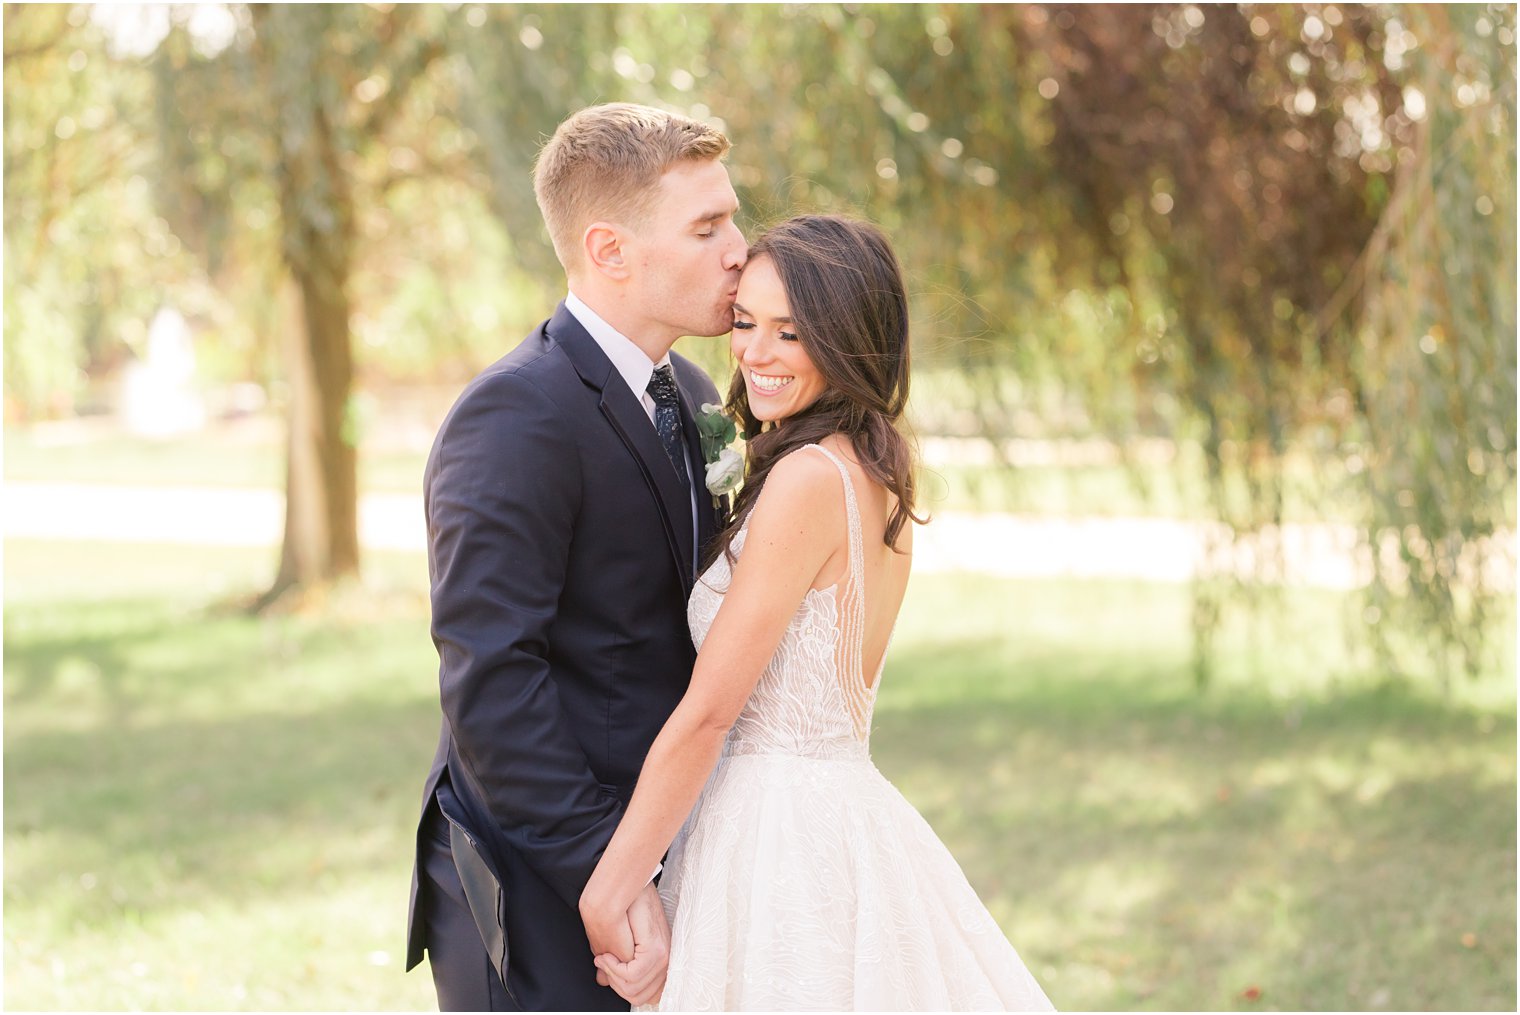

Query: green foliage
[4,3,1513,681]
[1344,5,1518,683]
[3,7,192,415]
[695,401,738,461]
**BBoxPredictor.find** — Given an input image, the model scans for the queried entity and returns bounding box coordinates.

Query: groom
[405,104,746,1010]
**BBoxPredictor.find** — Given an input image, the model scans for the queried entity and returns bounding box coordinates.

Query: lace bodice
[687,444,888,762]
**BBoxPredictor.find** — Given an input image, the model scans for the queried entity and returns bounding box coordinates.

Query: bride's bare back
[803,434,914,691]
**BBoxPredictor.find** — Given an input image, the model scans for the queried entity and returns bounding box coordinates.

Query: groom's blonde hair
[533,103,731,274]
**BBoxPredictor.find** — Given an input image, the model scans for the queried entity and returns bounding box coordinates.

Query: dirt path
[15,480,1505,591]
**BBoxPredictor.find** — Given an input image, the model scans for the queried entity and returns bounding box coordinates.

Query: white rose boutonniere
[696,402,743,502]
[705,446,744,498]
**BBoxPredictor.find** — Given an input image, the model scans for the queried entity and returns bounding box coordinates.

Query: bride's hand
[591,883,669,1005]
[594,949,667,1008]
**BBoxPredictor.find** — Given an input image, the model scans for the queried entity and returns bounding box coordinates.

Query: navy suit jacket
[406,302,724,1005]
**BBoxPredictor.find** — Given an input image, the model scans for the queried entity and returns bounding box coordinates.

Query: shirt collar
[565,291,671,400]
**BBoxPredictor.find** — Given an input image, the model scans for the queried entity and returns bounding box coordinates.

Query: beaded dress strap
[803,443,874,739]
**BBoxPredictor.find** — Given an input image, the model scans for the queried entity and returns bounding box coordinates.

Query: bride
[578,215,1054,1012]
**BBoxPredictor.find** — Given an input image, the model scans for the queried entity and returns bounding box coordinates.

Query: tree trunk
[255,5,360,608]
[265,270,359,604]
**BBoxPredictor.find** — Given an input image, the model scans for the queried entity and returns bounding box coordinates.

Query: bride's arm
[579,450,844,949]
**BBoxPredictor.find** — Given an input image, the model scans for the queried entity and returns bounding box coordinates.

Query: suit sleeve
[426,368,619,908]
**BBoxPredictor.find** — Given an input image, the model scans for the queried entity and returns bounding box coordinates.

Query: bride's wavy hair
[707,214,926,569]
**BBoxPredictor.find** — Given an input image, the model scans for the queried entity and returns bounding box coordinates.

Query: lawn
[3,539,1515,1011]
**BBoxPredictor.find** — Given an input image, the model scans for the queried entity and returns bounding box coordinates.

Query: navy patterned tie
[646,364,690,488]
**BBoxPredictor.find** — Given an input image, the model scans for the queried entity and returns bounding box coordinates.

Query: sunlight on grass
[872,572,1513,1011]
[4,539,1514,1010]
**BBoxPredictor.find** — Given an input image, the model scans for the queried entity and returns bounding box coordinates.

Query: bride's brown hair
[707,214,925,569]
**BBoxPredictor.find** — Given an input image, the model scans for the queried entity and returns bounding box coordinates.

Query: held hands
[581,880,670,1006]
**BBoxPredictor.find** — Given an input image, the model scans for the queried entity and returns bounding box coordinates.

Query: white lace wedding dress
[646,445,1054,1011]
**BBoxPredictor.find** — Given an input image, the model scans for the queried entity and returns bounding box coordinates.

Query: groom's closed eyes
[692,206,739,238]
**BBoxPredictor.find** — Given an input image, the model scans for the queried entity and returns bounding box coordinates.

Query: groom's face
[625,158,746,340]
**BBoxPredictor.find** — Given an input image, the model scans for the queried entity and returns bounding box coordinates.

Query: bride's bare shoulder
[753,445,845,512]
[739,448,847,571]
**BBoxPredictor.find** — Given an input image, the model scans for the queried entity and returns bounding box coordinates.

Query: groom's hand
[593,882,669,1006]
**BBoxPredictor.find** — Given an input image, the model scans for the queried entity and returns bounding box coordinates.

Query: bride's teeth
[750,371,793,393]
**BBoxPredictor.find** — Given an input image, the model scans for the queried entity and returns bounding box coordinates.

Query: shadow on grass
[6,696,440,909]
[4,619,157,717]
[4,588,1514,1011]
[4,594,442,939]
[873,640,1517,1010]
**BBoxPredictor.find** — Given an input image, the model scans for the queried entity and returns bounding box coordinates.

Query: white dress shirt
[564,291,699,559]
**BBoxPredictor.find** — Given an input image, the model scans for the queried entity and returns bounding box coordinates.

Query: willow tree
[1345,5,1517,681]
[994,4,1402,679]
[553,2,1514,684]
[993,4,1515,682]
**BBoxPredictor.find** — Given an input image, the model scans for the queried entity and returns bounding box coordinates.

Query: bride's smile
[730,256,828,421]
[747,370,793,393]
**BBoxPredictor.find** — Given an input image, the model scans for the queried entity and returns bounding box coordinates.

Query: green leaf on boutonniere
[697,402,739,464]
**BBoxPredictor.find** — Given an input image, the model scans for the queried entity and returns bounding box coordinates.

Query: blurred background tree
[4,2,1513,679]
[5,4,174,413]
[143,4,456,602]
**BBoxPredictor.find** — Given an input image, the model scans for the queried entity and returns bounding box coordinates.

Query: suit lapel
[602,384,696,584]
[675,379,720,571]
[550,304,696,585]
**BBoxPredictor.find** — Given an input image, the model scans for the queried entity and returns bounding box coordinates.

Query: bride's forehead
[736,258,788,310]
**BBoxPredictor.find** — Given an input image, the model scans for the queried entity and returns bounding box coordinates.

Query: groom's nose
[721,222,747,271]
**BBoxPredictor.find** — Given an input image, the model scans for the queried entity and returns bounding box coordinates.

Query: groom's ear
[583,223,631,281]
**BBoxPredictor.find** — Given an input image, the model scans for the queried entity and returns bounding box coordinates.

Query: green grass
[4,541,438,1011]
[878,575,1515,1011]
[4,540,1515,1010]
